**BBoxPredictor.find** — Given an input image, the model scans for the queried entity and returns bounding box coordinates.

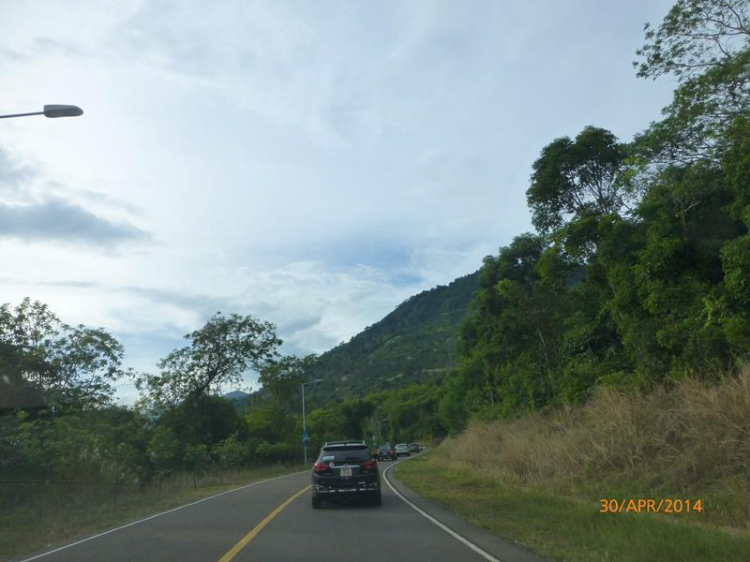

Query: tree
[307,406,346,446]
[258,354,316,408]
[0,298,126,406]
[716,117,750,352]
[138,312,281,406]
[634,1,750,166]
[147,426,183,481]
[160,394,245,447]
[213,434,249,468]
[0,342,45,409]
[635,0,749,81]
[183,444,210,489]
[527,127,630,236]
[339,399,374,440]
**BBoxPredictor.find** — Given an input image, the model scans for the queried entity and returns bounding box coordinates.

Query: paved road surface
[17,458,544,562]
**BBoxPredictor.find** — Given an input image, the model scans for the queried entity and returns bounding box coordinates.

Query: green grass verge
[395,454,750,562]
[0,465,303,561]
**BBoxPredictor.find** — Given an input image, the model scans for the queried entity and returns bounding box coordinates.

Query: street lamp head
[302,378,323,388]
[43,104,84,118]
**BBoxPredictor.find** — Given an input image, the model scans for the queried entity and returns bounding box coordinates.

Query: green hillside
[310,271,479,399]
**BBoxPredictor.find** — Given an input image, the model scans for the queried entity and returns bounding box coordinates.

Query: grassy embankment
[0,464,303,561]
[396,368,750,561]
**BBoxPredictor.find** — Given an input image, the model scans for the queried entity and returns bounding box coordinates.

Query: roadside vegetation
[438,0,750,427]
[396,368,750,560]
[395,3,750,559]
[437,369,750,529]
[397,452,750,562]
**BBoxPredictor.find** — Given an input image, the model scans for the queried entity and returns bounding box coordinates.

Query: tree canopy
[137,312,281,407]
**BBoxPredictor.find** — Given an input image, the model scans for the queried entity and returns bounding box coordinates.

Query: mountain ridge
[309,270,480,400]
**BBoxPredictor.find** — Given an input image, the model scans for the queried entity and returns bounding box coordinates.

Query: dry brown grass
[440,366,750,528]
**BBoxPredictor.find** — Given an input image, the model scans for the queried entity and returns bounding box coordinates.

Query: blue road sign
[302,431,309,444]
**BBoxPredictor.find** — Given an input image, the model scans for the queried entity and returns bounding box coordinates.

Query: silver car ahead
[395,443,410,457]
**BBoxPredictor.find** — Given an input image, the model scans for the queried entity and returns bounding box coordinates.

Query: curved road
[17,458,544,562]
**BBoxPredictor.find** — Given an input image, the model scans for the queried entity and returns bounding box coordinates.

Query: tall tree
[0,298,125,406]
[258,354,316,409]
[139,312,281,406]
[635,0,749,80]
[634,0,750,166]
[527,127,629,237]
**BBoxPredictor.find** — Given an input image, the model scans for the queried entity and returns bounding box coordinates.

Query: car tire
[372,492,382,506]
[312,496,321,509]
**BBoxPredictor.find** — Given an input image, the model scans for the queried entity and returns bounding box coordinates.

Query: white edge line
[18,469,309,562]
[383,457,504,562]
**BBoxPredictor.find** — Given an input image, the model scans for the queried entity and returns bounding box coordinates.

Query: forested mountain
[308,272,479,399]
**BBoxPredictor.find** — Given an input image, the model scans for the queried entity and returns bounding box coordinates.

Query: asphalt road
[17,458,545,562]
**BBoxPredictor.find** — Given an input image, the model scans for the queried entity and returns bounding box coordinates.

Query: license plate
[340,467,352,477]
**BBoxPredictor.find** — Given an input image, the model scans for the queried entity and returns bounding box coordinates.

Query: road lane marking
[19,470,308,562]
[217,486,311,562]
[383,459,504,562]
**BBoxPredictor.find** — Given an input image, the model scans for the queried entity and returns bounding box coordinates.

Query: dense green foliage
[0,306,290,490]
[306,383,445,446]
[136,312,281,407]
[439,0,750,431]
[0,296,446,500]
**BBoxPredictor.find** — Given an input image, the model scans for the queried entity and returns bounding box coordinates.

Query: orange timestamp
[599,498,704,514]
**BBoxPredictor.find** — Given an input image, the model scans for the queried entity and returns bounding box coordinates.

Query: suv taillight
[313,461,329,473]
[362,459,377,470]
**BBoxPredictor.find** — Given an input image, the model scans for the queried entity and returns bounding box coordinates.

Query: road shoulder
[385,458,548,562]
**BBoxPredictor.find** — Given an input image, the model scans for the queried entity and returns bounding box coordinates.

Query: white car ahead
[395,443,410,457]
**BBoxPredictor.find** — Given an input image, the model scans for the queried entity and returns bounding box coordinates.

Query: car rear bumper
[312,480,380,496]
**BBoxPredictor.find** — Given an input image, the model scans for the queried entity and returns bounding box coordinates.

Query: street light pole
[0,111,45,119]
[0,104,84,120]
[301,379,323,466]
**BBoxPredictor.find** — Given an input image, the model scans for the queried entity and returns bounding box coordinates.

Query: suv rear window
[319,446,371,462]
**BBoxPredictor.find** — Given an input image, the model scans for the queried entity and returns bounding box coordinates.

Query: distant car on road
[395,443,410,457]
[311,440,381,508]
[376,444,397,461]
[408,443,420,453]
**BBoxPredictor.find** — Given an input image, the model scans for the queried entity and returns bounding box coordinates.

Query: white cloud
[0,0,678,403]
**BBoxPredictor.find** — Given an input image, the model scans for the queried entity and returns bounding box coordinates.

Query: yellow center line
[217,485,311,562]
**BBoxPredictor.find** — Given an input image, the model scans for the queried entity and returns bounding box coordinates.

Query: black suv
[311,440,381,508]
[376,444,397,461]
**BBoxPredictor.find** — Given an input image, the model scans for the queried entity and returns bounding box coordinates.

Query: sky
[0,0,676,403]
